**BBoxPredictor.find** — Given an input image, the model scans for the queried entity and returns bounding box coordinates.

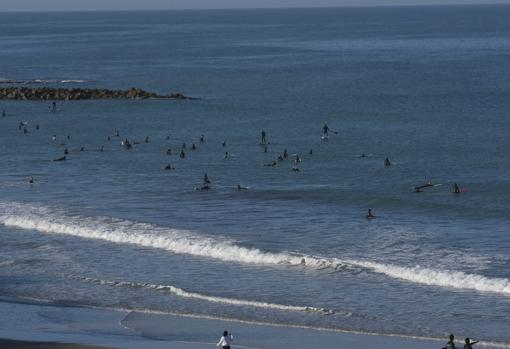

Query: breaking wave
[1,201,509,296]
[67,275,333,314]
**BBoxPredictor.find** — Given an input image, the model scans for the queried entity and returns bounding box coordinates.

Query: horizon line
[0,2,509,13]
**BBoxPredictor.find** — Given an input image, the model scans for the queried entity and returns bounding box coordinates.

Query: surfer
[202,173,211,190]
[292,166,300,172]
[67,134,71,140]
[36,124,39,130]
[182,142,186,150]
[166,148,172,155]
[53,156,66,162]
[180,149,185,158]
[263,145,267,153]
[51,101,57,113]
[294,154,301,163]
[361,153,367,158]
[64,148,69,155]
[164,163,174,170]
[200,134,204,143]
[192,143,197,150]
[277,154,284,162]
[261,130,267,144]
[100,146,104,152]
[107,136,111,141]
[145,136,149,143]
[236,184,248,191]
[1,110,5,117]
[323,124,329,137]
[442,334,456,349]
[224,151,229,159]
[28,176,34,184]
[222,140,227,147]
[80,147,84,151]
[115,130,120,137]
[217,330,234,349]
[453,183,461,194]
[384,157,391,166]
[264,161,277,167]
[464,338,478,349]
[23,127,28,134]
[309,149,313,155]
[283,148,288,158]
[366,209,375,219]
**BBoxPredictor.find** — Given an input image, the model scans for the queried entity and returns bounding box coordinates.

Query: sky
[1,0,509,12]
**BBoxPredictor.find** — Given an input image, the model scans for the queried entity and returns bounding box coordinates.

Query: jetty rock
[0,87,195,100]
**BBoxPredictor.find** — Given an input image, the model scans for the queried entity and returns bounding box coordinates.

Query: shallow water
[1,5,509,344]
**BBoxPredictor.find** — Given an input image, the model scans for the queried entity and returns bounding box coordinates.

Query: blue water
[1,5,510,345]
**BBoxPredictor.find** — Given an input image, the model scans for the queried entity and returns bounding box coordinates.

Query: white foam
[1,202,509,297]
[69,275,332,314]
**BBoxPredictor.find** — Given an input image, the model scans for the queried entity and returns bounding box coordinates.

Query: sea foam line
[1,203,509,296]
[68,275,333,314]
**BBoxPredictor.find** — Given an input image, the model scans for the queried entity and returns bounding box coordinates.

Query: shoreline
[2,299,507,349]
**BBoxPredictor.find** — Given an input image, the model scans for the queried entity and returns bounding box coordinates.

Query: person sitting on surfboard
[237,184,248,191]
[283,148,288,158]
[453,183,461,194]
[384,157,391,166]
[323,124,329,137]
[366,208,375,219]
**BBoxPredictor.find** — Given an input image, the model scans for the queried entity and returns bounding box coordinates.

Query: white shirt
[217,334,234,346]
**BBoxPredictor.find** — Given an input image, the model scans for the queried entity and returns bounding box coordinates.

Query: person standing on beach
[217,330,233,349]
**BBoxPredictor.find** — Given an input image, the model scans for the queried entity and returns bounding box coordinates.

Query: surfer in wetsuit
[443,334,456,349]
[202,173,211,190]
[180,149,185,158]
[51,101,57,113]
[384,157,391,166]
[28,176,34,184]
[200,134,204,143]
[191,143,197,150]
[222,140,227,147]
[463,338,478,349]
[237,184,248,191]
[323,124,329,137]
[283,148,288,158]
[261,130,267,144]
[453,183,461,194]
[224,151,229,159]
[366,208,375,219]
[2,110,5,117]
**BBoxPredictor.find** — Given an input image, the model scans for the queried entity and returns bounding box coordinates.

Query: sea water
[0,5,509,345]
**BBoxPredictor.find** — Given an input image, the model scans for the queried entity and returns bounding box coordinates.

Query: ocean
[0,4,509,346]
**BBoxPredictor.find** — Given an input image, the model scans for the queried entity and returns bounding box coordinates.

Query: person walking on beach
[464,338,478,349]
[442,334,456,349]
[217,330,233,349]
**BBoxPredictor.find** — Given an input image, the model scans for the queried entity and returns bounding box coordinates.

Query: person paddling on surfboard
[366,208,375,219]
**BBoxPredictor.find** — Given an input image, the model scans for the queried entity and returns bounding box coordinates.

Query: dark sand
[0,339,113,349]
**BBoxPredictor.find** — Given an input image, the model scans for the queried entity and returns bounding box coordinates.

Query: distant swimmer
[64,148,69,155]
[283,148,288,158]
[453,183,461,194]
[35,124,39,130]
[200,134,204,143]
[236,184,248,191]
[107,136,111,141]
[261,130,267,144]
[309,149,313,155]
[115,130,120,137]
[23,127,28,134]
[222,140,227,147]
[361,153,367,158]
[145,136,149,143]
[191,143,197,150]
[164,163,174,170]
[292,166,300,172]
[28,176,34,184]
[263,146,268,153]
[67,134,71,140]
[80,147,85,151]
[53,156,66,162]
[366,208,375,219]
[384,157,391,166]
[464,338,479,349]
[166,135,170,140]
[224,151,229,159]
[166,147,172,155]
[442,334,456,349]
[180,149,185,158]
